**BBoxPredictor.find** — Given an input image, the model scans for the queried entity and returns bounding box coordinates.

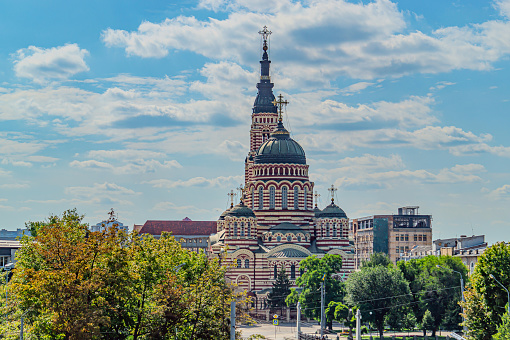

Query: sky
[0,0,509,244]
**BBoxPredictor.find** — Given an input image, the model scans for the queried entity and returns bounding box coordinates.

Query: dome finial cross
[258,26,272,51]
[272,94,289,122]
[328,184,337,203]
[314,191,321,208]
[227,189,237,208]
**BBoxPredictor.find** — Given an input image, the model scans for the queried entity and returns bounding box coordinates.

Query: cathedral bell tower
[245,26,279,186]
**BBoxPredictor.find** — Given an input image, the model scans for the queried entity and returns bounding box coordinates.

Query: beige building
[350,206,432,267]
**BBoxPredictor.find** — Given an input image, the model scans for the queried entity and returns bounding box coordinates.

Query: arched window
[251,188,255,209]
[276,236,281,242]
[237,259,241,268]
[287,235,292,242]
[268,236,272,242]
[297,236,302,242]
[291,264,296,279]
[248,223,251,237]
[269,186,275,209]
[294,186,299,210]
[304,187,308,210]
[245,259,250,268]
[233,222,237,237]
[333,224,337,237]
[326,223,330,237]
[282,186,288,209]
[240,222,245,236]
[274,265,277,279]
[258,187,263,210]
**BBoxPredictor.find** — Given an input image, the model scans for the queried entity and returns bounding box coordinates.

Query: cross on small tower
[314,191,321,208]
[272,94,289,122]
[227,190,237,208]
[258,26,272,50]
[107,208,116,223]
[328,184,338,204]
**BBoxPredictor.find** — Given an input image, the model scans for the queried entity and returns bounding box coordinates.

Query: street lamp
[489,274,510,315]
[436,265,466,332]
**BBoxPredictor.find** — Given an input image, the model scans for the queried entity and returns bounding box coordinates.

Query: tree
[397,255,467,336]
[493,310,510,340]
[461,242,510,340]
[267,266,291,312]
[362,252,392,268]
[326,302,357,339]
[420,309,434,336]
[285,254,343,329]
[3,209,247,340]
[345,265,410,339]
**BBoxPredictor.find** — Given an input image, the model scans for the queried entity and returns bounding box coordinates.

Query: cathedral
[209,27,355,298]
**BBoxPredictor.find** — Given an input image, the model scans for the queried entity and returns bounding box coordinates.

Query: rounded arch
[236,274,252,290]
[266,244,312,258]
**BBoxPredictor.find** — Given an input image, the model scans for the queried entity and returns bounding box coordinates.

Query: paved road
[238,321,325,340]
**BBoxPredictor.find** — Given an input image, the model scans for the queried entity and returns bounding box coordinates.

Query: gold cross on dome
[328,184,338,203]
[236,184,245,202]
[314,191,321,208]
[272,94,289,121]
[227,190,237,208]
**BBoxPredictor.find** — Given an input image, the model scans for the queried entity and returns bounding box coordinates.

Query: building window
[423,235,427,242]
[333,224,337,237]
[237,259,241,268]
[291,264,296,279]
[414,234,417,241]
[233,222,237,237]
[326,223,330,237]
[282,186,288,209]
[294,186,299,210]
[251,188,255,209]
[396,235,399,241]
[418,235,422,241]
[248,223,251,237]
[245,259,250,268]
[405,234,409,241]
[258,187,263,210]
[269,186,275,209]
[287,235,292,242]
[277,236,281,242]
[297,236,302,242]
[274,265,277,279]
[304,187,308,210]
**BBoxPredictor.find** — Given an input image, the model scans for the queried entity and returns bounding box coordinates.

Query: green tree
[267,266,291,312]
[493,310,510,340]
[397,255,467,336]
[345,265,410,339]
[461,242,510,340]
[362,252,392,268]
[420,309,434,336]
[285,254,343,329]
[326,302,357,338]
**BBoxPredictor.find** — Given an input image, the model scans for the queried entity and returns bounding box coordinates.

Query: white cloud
[65,182,140,197]
[144,175,243,189]
[152,201,212,214]
[487,184,510,200]
[340,82,376,96]
[13,44,89,83]
[70,158,182,174]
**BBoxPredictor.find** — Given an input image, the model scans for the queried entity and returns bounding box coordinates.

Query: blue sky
[1,0,509,244]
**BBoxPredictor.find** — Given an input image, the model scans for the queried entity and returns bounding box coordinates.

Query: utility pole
[230,300,236,340]
[296,301,301,340]
[355,309,361,340]
[320,281,325,338]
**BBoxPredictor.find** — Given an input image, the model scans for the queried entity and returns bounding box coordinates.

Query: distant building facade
[134,218,216,254]
[350,206,432,267]
[0,240,21,268]
[90,209,129,233]
[0,228,29,240]
[433,235,487,274]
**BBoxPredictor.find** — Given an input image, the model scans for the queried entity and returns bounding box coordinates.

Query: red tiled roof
[137,220,217,236]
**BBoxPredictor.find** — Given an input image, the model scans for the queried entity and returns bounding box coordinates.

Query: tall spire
[253,26,277,114]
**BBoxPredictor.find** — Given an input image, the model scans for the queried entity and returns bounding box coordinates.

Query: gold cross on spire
[314,191,321,208]
[328,184,338,203]
[272,94,289,122]
[227,190,237,208]
[258,26,272,47]
[108,208,116,222]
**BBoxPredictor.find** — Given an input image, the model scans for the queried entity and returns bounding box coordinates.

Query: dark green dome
[219,206,231,220]
[226,201,256,218]
[313,205,322,217]
[317,201,347,219]
[254,121,306,165]
[269,222,306,234]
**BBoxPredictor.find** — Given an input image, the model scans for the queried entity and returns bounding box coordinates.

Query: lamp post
[489,274,510,315]
[436,265,466,332]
